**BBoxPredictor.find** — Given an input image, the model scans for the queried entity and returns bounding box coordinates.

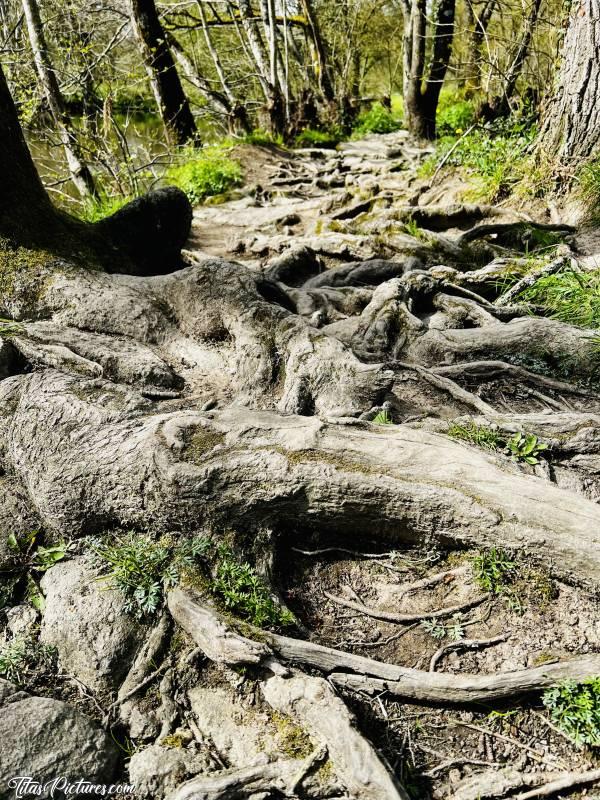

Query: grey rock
[6,604,38,637]
[0,694,118,793]
[128,744,209,799]
[40,558,148,693]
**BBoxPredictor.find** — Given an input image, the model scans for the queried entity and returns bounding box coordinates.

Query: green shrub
[543,677,600,747]
[295,127,340,149]
[353,102,403,136]
[517,269,600,329]
[436,91,476,136]
[212,546,295,628]
[372,409,393,425]
[166,147,243,204]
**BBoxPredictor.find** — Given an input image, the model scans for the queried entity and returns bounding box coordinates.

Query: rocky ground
[1,131,600,799]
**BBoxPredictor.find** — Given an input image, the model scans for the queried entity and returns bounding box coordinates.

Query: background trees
[0,0,596,213]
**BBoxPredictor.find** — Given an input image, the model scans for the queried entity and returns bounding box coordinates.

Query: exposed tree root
[324,589,487,623]
[168,589,600,705]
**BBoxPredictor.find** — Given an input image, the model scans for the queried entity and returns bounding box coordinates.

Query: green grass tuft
[79,194,133,223]
[166,147,243,205]
[517,269,600,330]
[436,90,476,136]
[242,129,285,147]
[579,157,600,222]
[447,421,502,450]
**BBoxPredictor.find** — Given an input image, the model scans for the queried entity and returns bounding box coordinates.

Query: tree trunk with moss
[538,0,600,167]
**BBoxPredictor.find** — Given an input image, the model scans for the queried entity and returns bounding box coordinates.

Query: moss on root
[182,427,226,463]
[0,238,57,313]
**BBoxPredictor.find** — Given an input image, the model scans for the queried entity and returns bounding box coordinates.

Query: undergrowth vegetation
[353,102,403,136]
[93,532,293,628]
[420,116,538,201]
[517,269,600,330]
[447,421,549,465]
[166,146,243,204]
[543,677,600,747]
[0,633,56,686]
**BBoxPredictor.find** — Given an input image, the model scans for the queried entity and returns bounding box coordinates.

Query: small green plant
[2,532,67,612]
[167,147,243,204]
[211,547,295,628]
[472,548,516,594]
[422,613,465,641]
[543,677,600,747]
[0,635,56,686]
[93,533,211,617]
[372,409,393,425]
[505,432,548,465]
[353,102,402,136]
[447,421,502,450]
[295,127,340,149]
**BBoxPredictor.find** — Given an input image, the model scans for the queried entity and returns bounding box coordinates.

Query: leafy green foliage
[79,194,133,223]
[436,91,476,136]
[1,532,67,612]
[472,548,516,594]
[506,432,548,465]
[543,677,600,747]
[517,269,600,330]
[353,102,403,136]
[295,127,340,149]
[0,635,56,686]
[447,421,502,450]
[211,546,295,628]
[166,147,243,204]
[93,533,211,617]
[372,409,393,424]
[447,420,549,465]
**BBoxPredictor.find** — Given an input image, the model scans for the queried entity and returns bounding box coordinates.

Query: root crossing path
[1,131,600,799]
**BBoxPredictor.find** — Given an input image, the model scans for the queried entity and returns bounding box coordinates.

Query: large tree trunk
[0,63,57,244]
[129,0,198,147]
[21,0,98,200]
[537,0,600,165]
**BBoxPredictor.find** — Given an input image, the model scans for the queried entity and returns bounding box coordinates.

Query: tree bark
[537,0,600,166]
[402,0,457,139]
[21,0,98,200]
[128,0,198,147]
[0,62,57,244]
